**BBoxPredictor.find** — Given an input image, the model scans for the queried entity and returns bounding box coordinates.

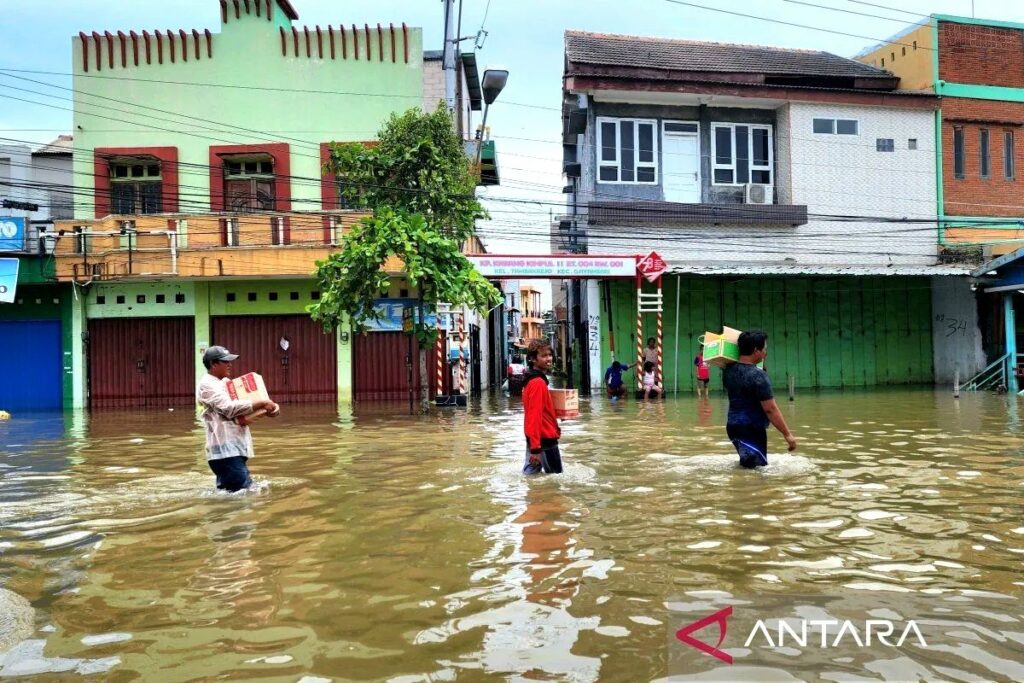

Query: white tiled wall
[586,102,939,267]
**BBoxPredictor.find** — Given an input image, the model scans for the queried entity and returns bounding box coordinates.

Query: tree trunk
[419,297,430,413]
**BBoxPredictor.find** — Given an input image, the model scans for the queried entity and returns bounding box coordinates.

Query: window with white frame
[712,123,773,185]
[596,117,657,183]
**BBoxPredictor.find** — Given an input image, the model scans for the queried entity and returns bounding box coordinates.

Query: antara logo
[675,606,928,664]
[675,606,734,664]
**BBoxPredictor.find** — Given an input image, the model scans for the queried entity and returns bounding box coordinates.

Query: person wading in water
[722,330,797,468]
[196,346,279,491]
[522,340,563,475]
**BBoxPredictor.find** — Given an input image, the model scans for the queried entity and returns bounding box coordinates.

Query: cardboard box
[702,326,742,368]
[549,388,579,419]
[225,372,272,424]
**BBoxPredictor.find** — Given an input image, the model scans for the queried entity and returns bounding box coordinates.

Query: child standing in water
[694,349,711,399]
[522,339,563,475]
[641,361,662,399]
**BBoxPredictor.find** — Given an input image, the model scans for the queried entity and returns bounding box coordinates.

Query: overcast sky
[1,0,1021,301]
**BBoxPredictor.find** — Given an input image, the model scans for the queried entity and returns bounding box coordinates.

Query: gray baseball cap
[203,345,239,366]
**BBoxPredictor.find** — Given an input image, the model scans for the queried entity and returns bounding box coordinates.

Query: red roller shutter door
[88,317,195,408]
[211,315,337,403]
[352,332,446,402]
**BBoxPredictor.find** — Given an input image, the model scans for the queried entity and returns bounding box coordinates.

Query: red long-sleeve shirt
[522,371,561,452]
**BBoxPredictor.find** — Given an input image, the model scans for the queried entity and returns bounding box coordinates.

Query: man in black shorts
[722,330,797,468]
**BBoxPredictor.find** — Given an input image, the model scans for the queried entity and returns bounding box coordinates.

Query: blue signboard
[0,217,26,252]
[362,298,441,332]
[0,258,19,304]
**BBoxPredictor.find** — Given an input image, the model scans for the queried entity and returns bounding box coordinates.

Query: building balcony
[49,210,398,282]
[586,200,808,227]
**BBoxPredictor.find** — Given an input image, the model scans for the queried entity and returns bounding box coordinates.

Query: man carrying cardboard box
[722,331,797,468]
[197,346,280,492]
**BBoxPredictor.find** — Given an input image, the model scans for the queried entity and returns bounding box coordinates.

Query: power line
[660,0,933,52]
[845,0,930,20]
[0,76,1018,223]
[0,67,558,112]
[782,0,924,24]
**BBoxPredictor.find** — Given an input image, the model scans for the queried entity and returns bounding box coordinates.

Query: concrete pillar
[193,282,211,385]
[70,283,87,409]
[1005,293,1018,393]
[337,317,352,406]
[586,279,603,390]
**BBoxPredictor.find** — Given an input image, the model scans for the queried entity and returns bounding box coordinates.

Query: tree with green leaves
[309,106,502,411]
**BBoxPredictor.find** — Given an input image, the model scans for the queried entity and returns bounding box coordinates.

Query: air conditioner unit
[744,183,774,205]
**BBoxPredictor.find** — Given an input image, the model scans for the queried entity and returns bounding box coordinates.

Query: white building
[558,33,981,390]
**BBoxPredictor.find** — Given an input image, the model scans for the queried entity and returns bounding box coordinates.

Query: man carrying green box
[723,330,797,468]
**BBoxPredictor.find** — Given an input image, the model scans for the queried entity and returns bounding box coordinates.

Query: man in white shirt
[196,346,279,492]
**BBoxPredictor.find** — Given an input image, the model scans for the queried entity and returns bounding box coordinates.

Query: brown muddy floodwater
[0,389,1022,682]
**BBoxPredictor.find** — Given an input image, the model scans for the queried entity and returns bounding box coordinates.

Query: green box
[704,338,740,368]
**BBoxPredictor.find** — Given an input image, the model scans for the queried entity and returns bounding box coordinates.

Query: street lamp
[475,66,509,169]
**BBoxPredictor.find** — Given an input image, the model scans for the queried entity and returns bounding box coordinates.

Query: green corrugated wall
[599,276,934,391]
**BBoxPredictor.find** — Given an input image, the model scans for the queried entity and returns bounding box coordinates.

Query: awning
[666,263,972,277]
[461,53,483,111]
[972,247,1024,293]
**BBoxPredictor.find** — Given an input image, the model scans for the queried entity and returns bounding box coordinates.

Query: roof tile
[565,30,891,79]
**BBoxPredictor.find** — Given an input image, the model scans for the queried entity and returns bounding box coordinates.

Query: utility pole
[442,0,457,111]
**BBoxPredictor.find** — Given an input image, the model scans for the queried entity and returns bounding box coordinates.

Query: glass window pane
[714,127,732,165]
[255,180,275,210]
[637,166,655,183]
[638,123,654,163]
[131,165,144,178]
[111,183,134,214]
[980,129,990,178]
[876,138,894,152]
[665,122,698,133]
[599,165,617,182]
[620,122,635,181]
[736,126,749,184]
[813,118,833,134]
[140,182,162,214]
[1005,131,1015,179]
[714,168,734,184]
[954,127,965,179]
[752,169,771,184]
[753,129,770,166]
[837,120,858,135]
[600,122,617,162]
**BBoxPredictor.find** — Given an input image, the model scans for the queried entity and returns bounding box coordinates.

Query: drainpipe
[168,229,178,276]
[1005,293,1018,393]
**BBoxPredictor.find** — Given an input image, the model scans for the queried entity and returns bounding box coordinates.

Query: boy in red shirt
[522,339,563,475]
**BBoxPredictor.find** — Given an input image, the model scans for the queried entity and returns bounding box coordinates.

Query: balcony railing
[587,200,809,227]
[52,210,368,282]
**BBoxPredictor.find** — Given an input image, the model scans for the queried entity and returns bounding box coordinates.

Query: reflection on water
[0,389,1022,680]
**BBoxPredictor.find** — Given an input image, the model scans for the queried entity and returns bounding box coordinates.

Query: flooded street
[1,390,1023,681]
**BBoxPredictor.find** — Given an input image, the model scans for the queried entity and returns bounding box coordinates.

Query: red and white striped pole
[458,313,467,395]
[436,312,444,397]
[656,276,664,388]
[636,275,644,392]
